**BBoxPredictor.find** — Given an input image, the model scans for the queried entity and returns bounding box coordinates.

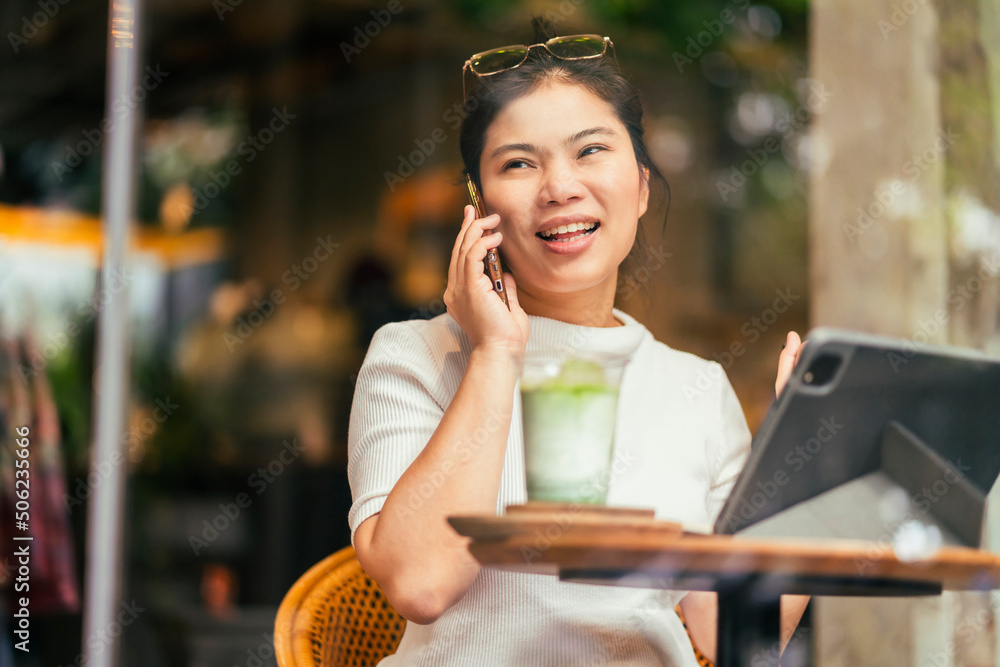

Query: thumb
[775,331,802,397]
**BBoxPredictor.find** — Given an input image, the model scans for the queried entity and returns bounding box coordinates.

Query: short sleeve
[346,322,445,545]
[703,363,752,527]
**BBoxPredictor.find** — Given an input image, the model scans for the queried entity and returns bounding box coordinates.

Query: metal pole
[82,0,142,664]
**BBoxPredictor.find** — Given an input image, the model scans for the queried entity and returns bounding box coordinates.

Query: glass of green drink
[520,354,627,504]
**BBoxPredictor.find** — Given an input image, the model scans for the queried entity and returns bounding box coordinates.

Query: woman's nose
[538,167,585,205]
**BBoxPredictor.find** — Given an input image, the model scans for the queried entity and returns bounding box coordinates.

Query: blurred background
[0,0,997,664]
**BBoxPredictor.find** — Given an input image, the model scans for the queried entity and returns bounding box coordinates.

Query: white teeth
[538,221,598,238]
[538,222,597,241]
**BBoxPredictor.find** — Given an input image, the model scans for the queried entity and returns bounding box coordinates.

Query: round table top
[448,504,1000,594]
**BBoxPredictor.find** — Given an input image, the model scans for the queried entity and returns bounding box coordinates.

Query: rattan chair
[275,545,407,667]
[275,546,712,666]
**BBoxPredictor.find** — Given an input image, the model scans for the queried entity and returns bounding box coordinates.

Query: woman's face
[479,80,649,297]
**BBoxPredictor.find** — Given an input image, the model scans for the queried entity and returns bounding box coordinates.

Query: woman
[349,21,805,665]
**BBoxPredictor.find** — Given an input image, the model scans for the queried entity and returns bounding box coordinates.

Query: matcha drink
[520,358,624,504]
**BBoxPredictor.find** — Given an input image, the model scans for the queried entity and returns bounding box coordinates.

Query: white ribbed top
[347,309,751,666]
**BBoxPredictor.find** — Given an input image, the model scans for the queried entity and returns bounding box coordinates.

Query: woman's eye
[580,145,606,158]
[503,159,530,171]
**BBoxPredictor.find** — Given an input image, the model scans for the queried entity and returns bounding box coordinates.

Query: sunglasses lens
[471,47,528,75]
[546,35,606,59]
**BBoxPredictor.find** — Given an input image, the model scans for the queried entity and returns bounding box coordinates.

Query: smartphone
[465,174,510,310]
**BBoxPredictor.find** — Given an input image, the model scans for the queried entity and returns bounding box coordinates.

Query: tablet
[713,327,1000,547]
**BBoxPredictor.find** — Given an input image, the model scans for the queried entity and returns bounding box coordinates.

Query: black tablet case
[714,328,1000,547]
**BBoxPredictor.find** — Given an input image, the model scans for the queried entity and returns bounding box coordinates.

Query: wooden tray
[448,502,709,542]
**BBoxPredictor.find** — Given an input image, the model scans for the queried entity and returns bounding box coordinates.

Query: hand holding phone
[465,174,510,310]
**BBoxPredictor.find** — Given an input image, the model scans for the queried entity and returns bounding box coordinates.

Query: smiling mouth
[537,221,600,243]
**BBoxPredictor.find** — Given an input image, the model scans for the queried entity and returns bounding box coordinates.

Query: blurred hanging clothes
[0,337,30,599]
[0,333,80,614]
[0,338,18,666]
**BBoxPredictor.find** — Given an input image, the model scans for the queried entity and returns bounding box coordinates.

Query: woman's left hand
[775,331,804,397]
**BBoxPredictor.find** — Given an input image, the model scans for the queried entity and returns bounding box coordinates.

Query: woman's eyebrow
[490,142,537,159]
[567,126,616,144]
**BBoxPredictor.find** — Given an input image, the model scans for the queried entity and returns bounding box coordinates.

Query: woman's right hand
[443,205,529,358]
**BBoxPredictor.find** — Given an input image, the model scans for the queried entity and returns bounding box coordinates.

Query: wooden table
[448,504,1000,667]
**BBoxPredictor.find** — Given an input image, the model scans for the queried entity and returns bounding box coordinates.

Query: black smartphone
[465,174,510,310]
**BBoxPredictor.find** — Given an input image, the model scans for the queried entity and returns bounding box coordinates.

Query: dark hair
[458,18,670,289]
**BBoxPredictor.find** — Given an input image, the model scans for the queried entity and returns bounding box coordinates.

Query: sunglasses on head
[462,34,616,100]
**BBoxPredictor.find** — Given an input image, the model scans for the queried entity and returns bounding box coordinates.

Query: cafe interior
[2,0,1000,665]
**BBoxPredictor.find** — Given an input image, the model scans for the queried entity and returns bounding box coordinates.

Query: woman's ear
[638,165,650,218]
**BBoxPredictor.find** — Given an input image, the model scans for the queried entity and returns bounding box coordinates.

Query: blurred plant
[44,316,96,471]
[450,0,807,52]
[144,107,245,189]
[130,351,217,472]
[46,310,216,474]
[143,106,247,227]
[4,105,246,227]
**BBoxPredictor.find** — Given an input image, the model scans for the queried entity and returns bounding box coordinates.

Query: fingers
[449,207,501,286]
[459,212,500,260]
[466,231,502,267]
[458,235,503,300]
[783,330,802,356]
[449,205,477,282]
[446,206,507,317]
[775,331,802,398]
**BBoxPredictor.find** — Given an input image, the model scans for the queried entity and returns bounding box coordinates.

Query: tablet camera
[802,353,842,387]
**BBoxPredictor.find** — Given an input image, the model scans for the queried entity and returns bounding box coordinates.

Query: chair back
[275,545,407,666]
